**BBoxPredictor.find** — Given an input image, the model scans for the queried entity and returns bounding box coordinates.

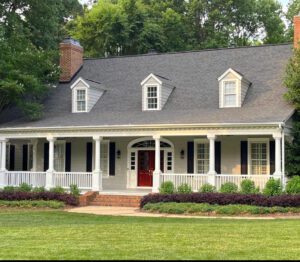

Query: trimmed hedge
[140,193,300,208]
[0,200,65,209]
[0,191,79,206]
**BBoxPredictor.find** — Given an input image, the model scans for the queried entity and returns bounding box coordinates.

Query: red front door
[138,151,164,187]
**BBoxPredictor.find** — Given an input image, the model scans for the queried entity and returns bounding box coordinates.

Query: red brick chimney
[294,15,300,48]
[59,37,83,82]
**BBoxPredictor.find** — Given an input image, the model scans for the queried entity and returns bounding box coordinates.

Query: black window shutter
[22,144,28,171]
[86,142,93,172]
[241,141,248,174]
[9,145,15,171]
[109,142,116,176]
[270,140,275,175]
[215,141,221,174]
[44,143,49,171]
[187,142,194,173]
[65,142,72,172]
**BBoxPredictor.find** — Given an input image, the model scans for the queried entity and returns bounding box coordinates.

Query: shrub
[0,200,65,209]
[18,183,32,192]
[263,178,282,196]
[50,186,65,194]
[140,192,300,208]
[70,184,80,197]
[220,182,238,193]
[3,186,16,193]
[159,181,175,194]
[0,191,79,206]
[286,176,300,195]
[143,202,300,215]
[177,184,192,194]
[240,179,259,194]
[32,187,46,193]
[200,183,216,193]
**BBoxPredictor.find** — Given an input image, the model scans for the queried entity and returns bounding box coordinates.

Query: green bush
[143,202,300,215]
[240,179,259,194]
[32,187,46,193]
[199,183,216,193]
[159,181,175,194]
[286,176,300,195]
[177,184,192,194]
[0,200,65,209]
[263,178,282,196]
[18,183,33,192]
[50,186,65,194]
[3,186,16,192]
[70,184,80,197]
[220,182,238,193]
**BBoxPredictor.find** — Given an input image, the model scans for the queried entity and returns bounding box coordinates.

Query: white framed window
[100,141,109,177]
[248,139,269,175]
[222,80,237,107]
[194,140,209,174]
[146,85,158,110]
[75,89,87,112]
[54,141,66,172]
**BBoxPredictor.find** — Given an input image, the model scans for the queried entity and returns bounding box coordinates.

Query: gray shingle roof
[0,44,295,128]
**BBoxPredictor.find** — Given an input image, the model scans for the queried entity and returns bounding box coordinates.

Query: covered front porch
[0,125,286,193]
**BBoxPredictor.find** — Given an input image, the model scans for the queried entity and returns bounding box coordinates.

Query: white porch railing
[52,172,93,190]
[215,174,272,191]
[160,173,273,192]
[4,171,46,187]
[160,173,209,192]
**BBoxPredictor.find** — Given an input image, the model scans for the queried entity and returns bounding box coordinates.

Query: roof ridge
[83,43,292,61]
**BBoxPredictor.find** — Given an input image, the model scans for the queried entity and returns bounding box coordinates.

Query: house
[0,17,299,197]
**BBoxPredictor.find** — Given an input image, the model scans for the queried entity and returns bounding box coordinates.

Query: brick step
[90,195,143,207]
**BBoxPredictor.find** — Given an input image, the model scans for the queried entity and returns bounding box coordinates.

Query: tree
[0,0,82,119]
[286,0,300,41]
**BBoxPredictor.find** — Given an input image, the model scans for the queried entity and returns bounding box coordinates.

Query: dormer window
[146,85,158,110]
[141,73,175,111]
[218,68,251,108]
[71,77,105,113]
[223,80,237,107]
[76,89,87,112]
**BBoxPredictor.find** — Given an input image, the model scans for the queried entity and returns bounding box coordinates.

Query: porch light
[180,150,184,159]
[117,150,121,159]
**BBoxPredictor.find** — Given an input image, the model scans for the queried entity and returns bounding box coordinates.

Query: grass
[0,209,300,260]
[143,202,300,215]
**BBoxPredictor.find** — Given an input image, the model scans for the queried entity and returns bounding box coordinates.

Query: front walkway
[66,206,299,220]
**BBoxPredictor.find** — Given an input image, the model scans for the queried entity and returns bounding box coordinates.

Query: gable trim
[217,68,243,81]
[141,73,162,86]
[70,77,90,90]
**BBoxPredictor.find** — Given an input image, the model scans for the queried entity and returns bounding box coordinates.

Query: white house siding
[161,85,173,109]
[87,87,104,112]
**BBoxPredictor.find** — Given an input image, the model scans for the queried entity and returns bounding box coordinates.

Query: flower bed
[140,193,300,208]
[0,191,79,206]
[0,200,65,209]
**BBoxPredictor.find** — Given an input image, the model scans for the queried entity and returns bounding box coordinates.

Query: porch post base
[273,173,282,181]
[45,170,53,190]
[92,170,103,192]
[152,171,161,193]
[207,173,216,187]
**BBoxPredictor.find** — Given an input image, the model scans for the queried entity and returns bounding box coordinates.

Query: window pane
[54,143,65,172]
[101,143,108,176]
[224,81,236,94]
[224,94,236,106]
[76,90,86,112]
[250,142,268,175]
[147,86,158,109]
[197,143,209,174]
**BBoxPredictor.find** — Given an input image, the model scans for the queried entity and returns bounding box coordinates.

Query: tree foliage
[68,0,287,57]
[0,0,82,120]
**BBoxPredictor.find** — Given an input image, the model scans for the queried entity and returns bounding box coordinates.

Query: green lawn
[0,210,300,260]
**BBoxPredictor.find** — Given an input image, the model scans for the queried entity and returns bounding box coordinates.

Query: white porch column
[207,134,216,186]
[0,138,7,188]
[46,136,56,189]
[92,136,103,192]
[0,138,7,172]
[273,133,282,178]
[31,139,38,172]
[152,135,161,193]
